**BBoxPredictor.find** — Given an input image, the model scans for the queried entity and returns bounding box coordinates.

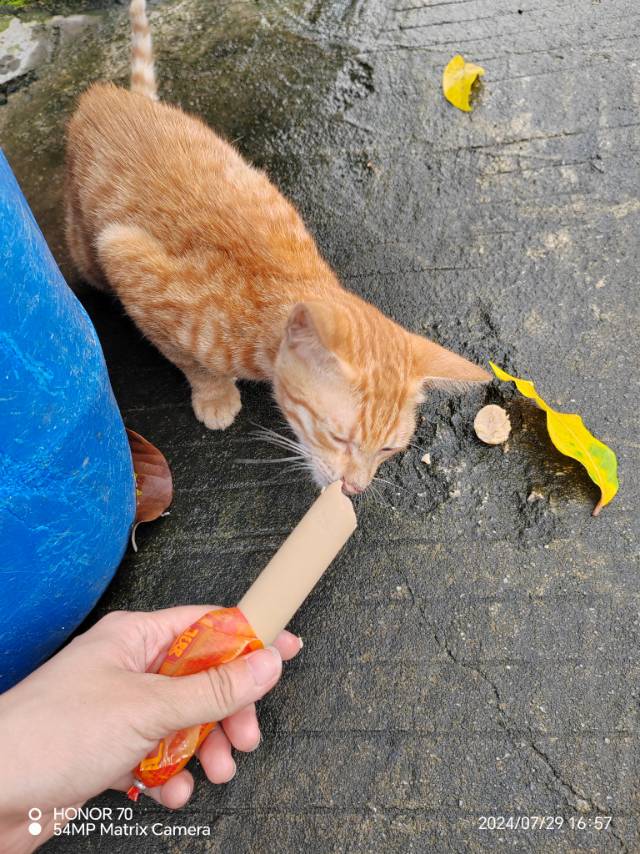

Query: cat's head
[273,299,490,493]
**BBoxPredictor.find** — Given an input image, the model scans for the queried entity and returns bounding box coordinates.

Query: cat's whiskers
[368,480,395,510]
[249,424,309,456]
[245,423,334,485]
[373,474,407,493]
[236,454,308,465]
[247,434,300,454]
[355,480,389,512]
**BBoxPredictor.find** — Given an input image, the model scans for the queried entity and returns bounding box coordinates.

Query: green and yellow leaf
[489,362,619,516]
[442,54,485,112]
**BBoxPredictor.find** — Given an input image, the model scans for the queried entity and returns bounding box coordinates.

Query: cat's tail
[129,0,157,100]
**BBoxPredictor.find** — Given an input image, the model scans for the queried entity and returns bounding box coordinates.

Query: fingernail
[298,636,304,650]
[246,646,281,686]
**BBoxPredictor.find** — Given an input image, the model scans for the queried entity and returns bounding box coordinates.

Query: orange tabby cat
[65,0,490,494]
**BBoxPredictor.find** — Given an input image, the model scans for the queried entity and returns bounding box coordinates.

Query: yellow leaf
[442,54,485,112]
[489,362,619,516]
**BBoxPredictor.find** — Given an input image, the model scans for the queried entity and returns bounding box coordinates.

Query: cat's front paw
[191,379,242,430]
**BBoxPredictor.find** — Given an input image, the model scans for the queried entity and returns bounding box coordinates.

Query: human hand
[0,606,302,852]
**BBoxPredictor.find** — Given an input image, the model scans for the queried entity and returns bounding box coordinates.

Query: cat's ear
[411,334,491,391]
[285,302,344,360]
[285,302,356,378]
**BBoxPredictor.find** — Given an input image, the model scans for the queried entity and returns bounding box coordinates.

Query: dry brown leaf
[127,428,173,550]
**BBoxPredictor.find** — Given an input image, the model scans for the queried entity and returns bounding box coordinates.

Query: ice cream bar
[237,480,357,644]
[127,481,356,799]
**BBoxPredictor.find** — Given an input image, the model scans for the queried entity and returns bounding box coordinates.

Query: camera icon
[28,808,42,836]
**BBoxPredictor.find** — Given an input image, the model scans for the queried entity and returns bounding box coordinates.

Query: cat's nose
[341,478,364,495]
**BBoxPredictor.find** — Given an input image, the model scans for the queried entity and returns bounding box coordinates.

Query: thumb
[145,646,283,734]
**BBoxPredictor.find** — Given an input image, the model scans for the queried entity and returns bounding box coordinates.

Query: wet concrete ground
[2,0,639,851]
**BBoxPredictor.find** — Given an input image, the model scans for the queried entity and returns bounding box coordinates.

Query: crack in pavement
[400,573,630,852]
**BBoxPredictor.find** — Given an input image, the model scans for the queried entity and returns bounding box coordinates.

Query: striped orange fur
[129,0,156,100]
[64,0,490,492]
